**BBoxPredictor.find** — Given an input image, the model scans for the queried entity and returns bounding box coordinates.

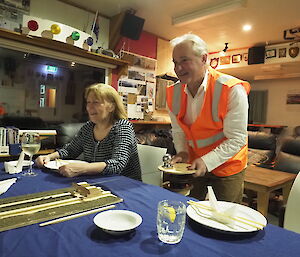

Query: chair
[283,173,300,233]
[247,131,277,165]
[137,144,167,186]
[273,137,300,174]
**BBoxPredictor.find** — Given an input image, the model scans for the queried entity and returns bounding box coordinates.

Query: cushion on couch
[55,122,85,148]
[248,131,277,164]
[273,137,300,174]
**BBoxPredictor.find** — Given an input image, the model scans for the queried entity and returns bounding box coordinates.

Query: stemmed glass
[21,132,41,176]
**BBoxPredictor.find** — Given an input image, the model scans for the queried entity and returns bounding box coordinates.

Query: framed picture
[279,48,287,58]
[266,49,276,59]
[287,94,300,104]
[220,56,231,65]
[232,54,242,63]
[210,58,219,69]
[243,53,248,62]
[289,46,299,58]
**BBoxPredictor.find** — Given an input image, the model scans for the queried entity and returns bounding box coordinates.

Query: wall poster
[118,51,156,120]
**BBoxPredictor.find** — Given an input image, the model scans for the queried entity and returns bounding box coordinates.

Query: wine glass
[21,132,41,176]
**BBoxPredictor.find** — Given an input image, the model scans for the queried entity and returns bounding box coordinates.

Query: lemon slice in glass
[166,207,176,223]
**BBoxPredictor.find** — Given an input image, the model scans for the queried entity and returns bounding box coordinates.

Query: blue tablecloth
[1,164,300,257]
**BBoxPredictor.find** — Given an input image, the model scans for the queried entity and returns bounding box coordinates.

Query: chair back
[274,137,300,174]
[137,144,167,186]
[284,173,300,233]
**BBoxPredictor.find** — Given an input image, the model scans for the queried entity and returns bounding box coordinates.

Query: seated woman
[36,83,141,180]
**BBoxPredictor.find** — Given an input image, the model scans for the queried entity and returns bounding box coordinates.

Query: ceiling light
[243,24,252,31]
[172,0,247,26]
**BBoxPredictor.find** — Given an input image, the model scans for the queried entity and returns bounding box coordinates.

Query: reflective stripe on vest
[212,74,235,122]
[172,81,182,115]
[188,131,225,148]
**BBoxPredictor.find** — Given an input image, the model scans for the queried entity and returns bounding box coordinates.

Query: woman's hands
[58,163,90,178]
[35,155,51,167]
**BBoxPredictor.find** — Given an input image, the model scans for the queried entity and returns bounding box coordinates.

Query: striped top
[58,120,141,181]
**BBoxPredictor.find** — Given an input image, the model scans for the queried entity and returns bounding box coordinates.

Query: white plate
[187,201,267,233]
[9,160,34,166]
[158,163,195,175]
[44,160,87,170]
[93,210,142,235]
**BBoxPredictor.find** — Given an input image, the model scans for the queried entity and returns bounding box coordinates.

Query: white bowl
[93,210,142,235]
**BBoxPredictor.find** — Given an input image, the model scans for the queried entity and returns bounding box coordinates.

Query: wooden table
[244,165,297,216]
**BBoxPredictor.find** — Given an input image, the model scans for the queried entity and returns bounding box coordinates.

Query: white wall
[250,78,300,136]
[30,0,109,49]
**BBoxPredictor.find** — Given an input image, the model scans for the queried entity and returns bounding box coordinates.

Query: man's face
[172,42,207,86]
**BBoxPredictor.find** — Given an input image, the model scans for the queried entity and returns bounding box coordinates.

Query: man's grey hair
[170,33,208,56]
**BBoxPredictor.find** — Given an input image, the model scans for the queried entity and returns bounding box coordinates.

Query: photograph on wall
[1,0,30,12]
[118,79,139,94]
[220,56,231,65]
[279,48,287,58]
[286,94,300,104]
[265,49,276,59]
[128,69,146,81]
[146,82,155,99]
[232,54,242,63]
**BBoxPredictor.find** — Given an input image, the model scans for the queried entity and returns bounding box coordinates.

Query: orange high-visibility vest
[166,67,251,177]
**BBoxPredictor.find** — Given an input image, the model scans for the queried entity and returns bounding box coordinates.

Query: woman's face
[86,92,114,124]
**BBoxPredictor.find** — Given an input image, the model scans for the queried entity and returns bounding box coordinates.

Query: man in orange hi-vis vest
[167,34,250,203]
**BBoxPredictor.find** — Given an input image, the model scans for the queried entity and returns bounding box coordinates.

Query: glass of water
[21,132,41,176]
[157,200,186,244]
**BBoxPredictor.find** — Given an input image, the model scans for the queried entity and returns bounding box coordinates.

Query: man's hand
[171,151,189,165]
[189,157,208,177]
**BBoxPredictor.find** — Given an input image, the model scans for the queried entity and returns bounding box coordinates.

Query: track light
[223,43,229,52]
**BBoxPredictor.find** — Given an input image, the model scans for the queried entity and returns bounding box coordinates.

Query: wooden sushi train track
[0,182,123,232]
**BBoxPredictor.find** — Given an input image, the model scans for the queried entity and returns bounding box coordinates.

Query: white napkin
[16,151,25,172]
[4,151,25,174]
[207,186,237,224]
[0,178,17,195]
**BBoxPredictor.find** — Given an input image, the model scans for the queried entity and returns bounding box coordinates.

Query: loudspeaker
[248,46,265,65]
[120,13,145,40]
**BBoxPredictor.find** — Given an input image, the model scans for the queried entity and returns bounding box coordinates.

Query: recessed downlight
[243,24,252,31]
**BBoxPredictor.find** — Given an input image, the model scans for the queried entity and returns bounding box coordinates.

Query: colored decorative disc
[71,31,80,41]
[27,20,39,31]
[51,24,61,35]
[86,37,93,46]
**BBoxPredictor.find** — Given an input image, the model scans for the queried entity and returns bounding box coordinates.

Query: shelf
[0,28,129,70]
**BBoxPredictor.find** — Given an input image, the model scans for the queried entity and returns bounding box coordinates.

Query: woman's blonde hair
[85,83,127,120]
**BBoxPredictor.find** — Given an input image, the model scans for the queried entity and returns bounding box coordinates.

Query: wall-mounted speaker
[248,46,265,65]
[120,13,145,40]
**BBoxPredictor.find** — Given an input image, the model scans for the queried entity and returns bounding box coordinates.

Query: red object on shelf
[27,20,39,31]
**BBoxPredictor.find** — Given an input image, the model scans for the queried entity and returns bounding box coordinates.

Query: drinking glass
[157,200,186,244]
[21,132,41,176]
